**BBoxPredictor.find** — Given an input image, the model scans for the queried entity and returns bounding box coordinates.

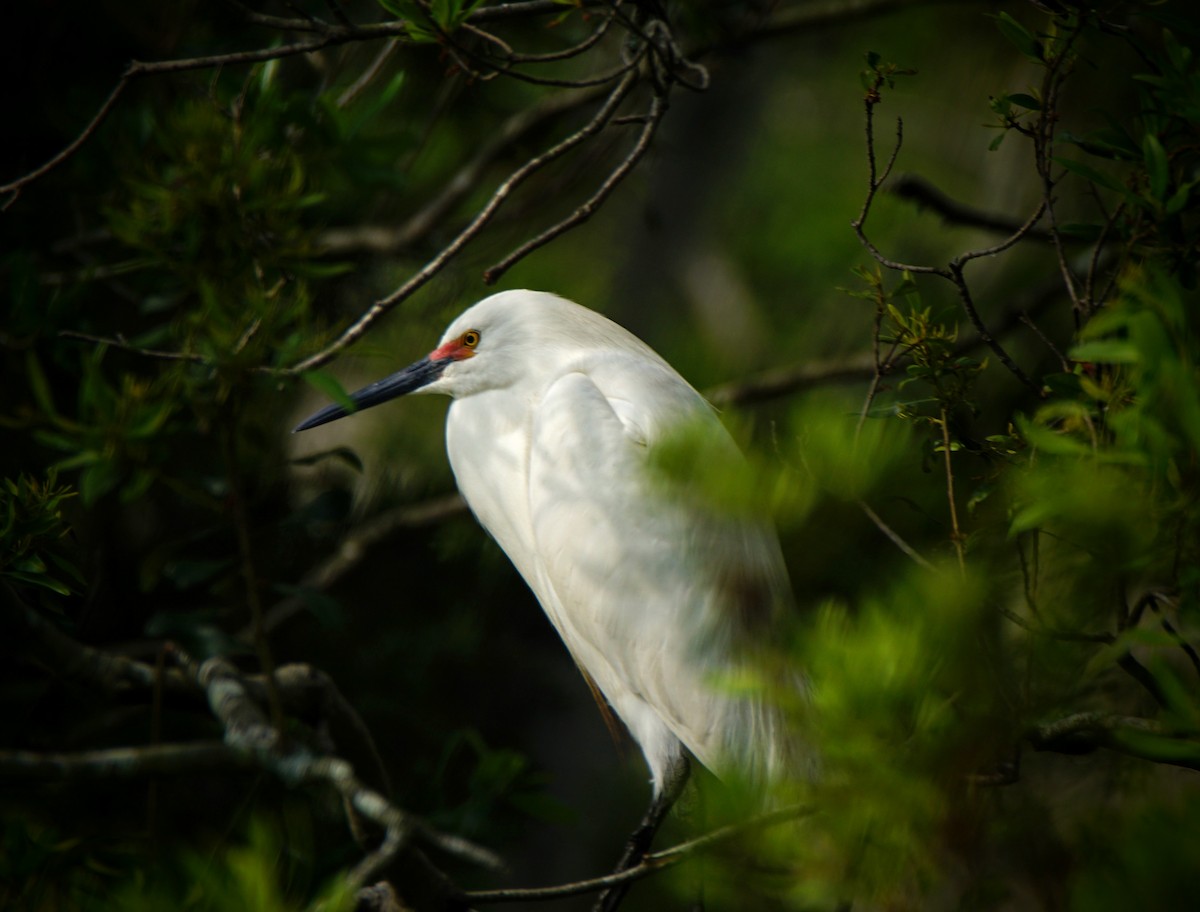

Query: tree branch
[890,173,1055,241]
[0,742,252,781]
[289,67,642,374]
[483,89,667,284]
[1027,712,1200,772]
[190,653,503,881]
[255,493,468,636]
[463,803,811,903]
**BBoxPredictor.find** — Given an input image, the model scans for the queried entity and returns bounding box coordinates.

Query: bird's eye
[462,330,481,348]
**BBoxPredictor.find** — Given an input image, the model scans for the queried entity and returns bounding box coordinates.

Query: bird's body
[296,290,795,798]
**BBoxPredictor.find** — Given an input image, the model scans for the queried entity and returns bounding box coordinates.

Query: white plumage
[296,290,796,798]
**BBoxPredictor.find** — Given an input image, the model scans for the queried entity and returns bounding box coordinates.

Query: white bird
[296,290,797,889]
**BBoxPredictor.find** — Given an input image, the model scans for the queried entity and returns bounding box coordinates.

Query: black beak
[292,356,448,433]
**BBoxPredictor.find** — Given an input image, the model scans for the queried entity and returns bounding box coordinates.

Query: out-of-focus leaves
[111,819,355,912]
[1070,793,1200,912]
[300,371,358,419]
[272,583,346,629]
[768,568,1009,908]
[0,470,79,599]
[990,11,1044,62]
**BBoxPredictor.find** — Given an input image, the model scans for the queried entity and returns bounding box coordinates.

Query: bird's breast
[445,391,541,586]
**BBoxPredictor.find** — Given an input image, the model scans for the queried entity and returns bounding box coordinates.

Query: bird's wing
[526,360,793,787]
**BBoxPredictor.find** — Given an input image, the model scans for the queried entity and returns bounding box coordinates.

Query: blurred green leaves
[0,470,78,598]
[762,569,1010,909]
[1069,791,1200,911]
[377,0,487,41]
[20,349,177,506]
[113,820,354,912]
[105,89,332,374]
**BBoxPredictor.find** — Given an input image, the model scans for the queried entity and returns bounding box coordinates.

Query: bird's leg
[593,752,691,912]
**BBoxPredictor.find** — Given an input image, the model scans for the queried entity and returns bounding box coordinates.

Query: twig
[1027,712,1200,772]
[0,25,421,199]
[703,0,988,49]
[954,199,1049,266]
[336,39,401,108]
[1,79,128,200]
[1019,310,1071,372]
[483,90,667,284]
[482,3,618,64]
[58,330,211,364]
[946,262,1043,396]
[220,0,329,33]
[290,67,641,374]
[318,86,612,255]
[858,500,935,571]
[890,173,1055,241]
[222,423,286,731]
[0,742,253,780]
[994,604,1113,645]
[254,493,468,636]
[707,353,877,407]
[939,407,967,575]
[464,803,811,903]
[194,654,503,880]
[852,68,1046,397]
[852,112,945,277]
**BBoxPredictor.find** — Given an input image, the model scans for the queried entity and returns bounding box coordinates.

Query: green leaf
[301,370,358,415]
[1056,222,1104,242]
[1069,340,1141,364]
[1015,415,1094,457]
[289,446,364,474]
[1060,126,1140,162]
[1053,157,1126,194]
[2,571,73,596]
[25,353,63,423]
[161,558,234,590]
[1007,92,1041,110]
[79,460,122,505]
[273,584,346,629]
[991,12,1043,62]
[1143,133,1169,201]
[1165,181,1193,216]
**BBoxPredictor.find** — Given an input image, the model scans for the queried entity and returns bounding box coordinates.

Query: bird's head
[293,290,569,433]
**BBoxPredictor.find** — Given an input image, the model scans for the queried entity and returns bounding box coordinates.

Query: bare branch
[858,500,936,571]
[318,87,612,255]
[256,493,468,636]
[192,654,503,880]
[1,79,129,200]
[464,803,811,903]
[337,39,402,108]
[852,110,947,277]
[715,0,990,48]
[0,742,252,781]
[219,0,329,33]
[946,262,1043,396]
[290,68,641,374]
[484,91,667,284]
[891,173,1055,242]
[995,603,1114,645]
[58,330,211,364]
[954,198,1049,265]
[707,353,877,407]
[1027,712,1200,772]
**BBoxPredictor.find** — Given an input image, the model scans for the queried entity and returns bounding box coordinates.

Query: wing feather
[526,359,795,789]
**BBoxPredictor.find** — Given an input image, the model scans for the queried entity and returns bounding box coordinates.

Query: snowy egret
[295,290,797,886]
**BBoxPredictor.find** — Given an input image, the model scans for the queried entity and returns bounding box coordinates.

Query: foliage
[112,820,356,912]
[0,470,78,597]
[2,1,1200,911]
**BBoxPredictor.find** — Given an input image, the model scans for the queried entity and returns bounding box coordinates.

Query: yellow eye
[462,329,481,348]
